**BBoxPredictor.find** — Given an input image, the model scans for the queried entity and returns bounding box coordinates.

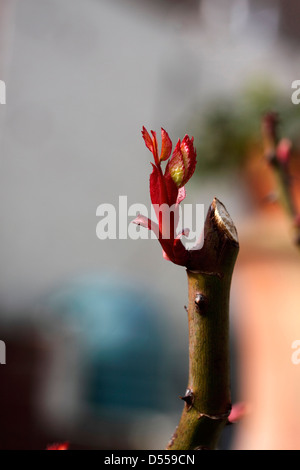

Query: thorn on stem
[179,388,194,411]
[195,294,207,314]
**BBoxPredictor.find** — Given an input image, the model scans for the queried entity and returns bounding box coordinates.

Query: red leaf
[164,172,180,208]
[176,186,186,205]
[138,126,198,267]
[149,163,171,209]
[165,140,185,187]
[160,128,172,162]
[181,135,197,184]
[132,214,159,239]
[142,127,159,165]
[142,126,153,153]
[151,130,159,165]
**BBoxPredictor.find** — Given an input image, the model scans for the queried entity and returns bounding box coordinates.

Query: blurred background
[1,0,300,450]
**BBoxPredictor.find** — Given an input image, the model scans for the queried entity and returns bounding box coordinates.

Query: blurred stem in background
[184,81,300,177]
[262,112,300,248]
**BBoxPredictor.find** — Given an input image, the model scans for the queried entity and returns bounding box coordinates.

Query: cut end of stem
[187,197,239,274]
[212,198,239,244]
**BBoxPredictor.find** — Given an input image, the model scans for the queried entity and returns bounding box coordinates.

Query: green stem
[166,198,239,450]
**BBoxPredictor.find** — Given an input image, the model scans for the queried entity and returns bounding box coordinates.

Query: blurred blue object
[42,274,173,418]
